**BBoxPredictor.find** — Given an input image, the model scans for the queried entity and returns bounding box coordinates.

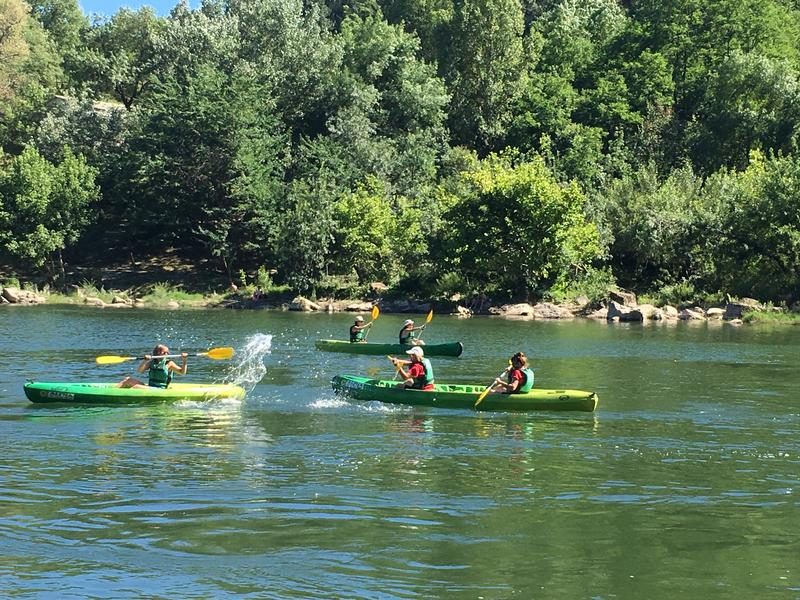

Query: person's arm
[136,356,151,374]
[169,353,188,376]
[391,357,411,379]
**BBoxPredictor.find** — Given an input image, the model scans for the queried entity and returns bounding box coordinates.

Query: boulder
[345,302,373,312]
[290,296,321,311]
[724,300,763,320]
[706,307,725,320]
[532,302,574,319]
[455,305,472,318]
[629,303,661,321]
[2,286,22,303]
[607,301,637,321]
[166,301,180,309]
[111,295,129,305]
[609,289,637,307]
[500,303,535,317]
[679,307,706,320]
[369,282,388,294]
[586,306,608,319]
[661,305,679,319]
[84,296,106,307]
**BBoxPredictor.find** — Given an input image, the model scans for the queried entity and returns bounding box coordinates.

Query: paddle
[417,308,434,342]
[474,363,511,408]
[96,346,235,365]
[363,305,380,341]
[387,354,404,380]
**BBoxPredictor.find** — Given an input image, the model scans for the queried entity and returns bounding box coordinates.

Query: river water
[0,306,797,598]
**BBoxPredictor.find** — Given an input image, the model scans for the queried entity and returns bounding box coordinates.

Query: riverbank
[2,254,798,323]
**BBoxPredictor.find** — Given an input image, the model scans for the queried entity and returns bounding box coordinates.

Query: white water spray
[225,333,272,391]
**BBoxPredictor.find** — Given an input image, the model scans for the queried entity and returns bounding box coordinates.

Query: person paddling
[398,319,425,346]
[118,344,188,389]
[349,315,373,343]
[389,346,434,390]
[492,351,534,394]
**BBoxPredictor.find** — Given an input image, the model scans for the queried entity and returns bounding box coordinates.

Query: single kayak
[331,375,598,412]
[24,381,246,404]
[316,339,464,357]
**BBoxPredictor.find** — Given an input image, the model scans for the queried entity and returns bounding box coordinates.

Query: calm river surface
[1,306,798,598]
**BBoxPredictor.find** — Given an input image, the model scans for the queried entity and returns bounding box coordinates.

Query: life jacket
[412,358,435,389]
[517,367,534,393]
[399,327,417,345]
[350,324,365,343]
[148,358,173,388]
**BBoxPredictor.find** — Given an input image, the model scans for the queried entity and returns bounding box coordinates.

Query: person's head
[402,319,414,329]
[406,346,424,361]
[153,344,169,356]
[511,351,528,368]
[355,315,364,324]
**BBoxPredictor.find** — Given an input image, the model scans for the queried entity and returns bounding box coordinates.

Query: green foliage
[440,152,604,298]
[0,145,99,269]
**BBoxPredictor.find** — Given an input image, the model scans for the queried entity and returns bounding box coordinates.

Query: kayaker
[349,315,372,343]
[398,319,425,345]
[492,352,534,394]
[389,346,434,390]
[117,344,188,389]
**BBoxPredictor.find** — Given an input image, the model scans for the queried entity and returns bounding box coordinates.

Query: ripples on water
[0,308,798,597]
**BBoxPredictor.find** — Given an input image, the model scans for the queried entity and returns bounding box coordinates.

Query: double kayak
[316,339,464,357]
[24,381,246,404]
[331,375,598,412]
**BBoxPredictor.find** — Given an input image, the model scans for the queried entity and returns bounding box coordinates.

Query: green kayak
[24,381,246,404]
[315,339,464,357]
[331,375,598,412]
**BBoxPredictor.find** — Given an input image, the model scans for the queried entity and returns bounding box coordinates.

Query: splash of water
[225,333,272,391]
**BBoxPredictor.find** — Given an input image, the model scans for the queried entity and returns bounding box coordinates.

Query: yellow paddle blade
[96,355,135,365]
[204,347,235,360]
[371,305,380,320]
[425,309,434,324]
[474,385,493,408]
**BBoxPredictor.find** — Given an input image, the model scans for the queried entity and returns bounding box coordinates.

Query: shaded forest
[1,0,799,305]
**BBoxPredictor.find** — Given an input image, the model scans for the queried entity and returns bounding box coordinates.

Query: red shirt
[407,362,434,390]
[507,368,525,392]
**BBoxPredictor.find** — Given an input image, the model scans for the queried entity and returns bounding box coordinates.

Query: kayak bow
[331,375,597,412]
[24,381,246,404]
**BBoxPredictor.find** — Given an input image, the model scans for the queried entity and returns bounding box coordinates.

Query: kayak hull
[316,339,464,357]
[24,381,246,404]
[331,375,597,412]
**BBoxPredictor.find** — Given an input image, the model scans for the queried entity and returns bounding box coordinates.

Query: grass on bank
[41,281,215,307]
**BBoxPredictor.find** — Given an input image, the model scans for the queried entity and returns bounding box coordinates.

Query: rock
[369,282,388,294]
[724,300,763,320]
[134,300,146,308]
[111,295,128,304]
[345,302,373,312]
[455,305,472,318]
[629,303,661,321]
[679,307,706,320]
[166,301,180,309]
[84,296,106,307]
[2,287,22,303]
[532,302,574,319]
[587,306,608,319]
[609,289,637,307]
[706,307,725,320]
[500,303,535,317]
[661,305,679,319]
[607,301,637,321]
[575,295,590,307]
[290,296,321,311]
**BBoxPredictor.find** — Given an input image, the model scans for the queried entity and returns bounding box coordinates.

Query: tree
[440,152,603,298]
[0,145,99,279]
[444,0,526,152]
[87,7,167,109]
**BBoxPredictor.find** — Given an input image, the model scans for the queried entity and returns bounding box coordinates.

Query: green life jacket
[412,358,435,388]
[350,325,365,343]
[399,328,418,345]
[148,359,172,388]
[518,368,534,393]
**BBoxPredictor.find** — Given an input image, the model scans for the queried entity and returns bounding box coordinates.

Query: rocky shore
[0,283,786,324]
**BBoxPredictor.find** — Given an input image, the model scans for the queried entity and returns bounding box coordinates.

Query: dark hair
[511,352,528,367]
